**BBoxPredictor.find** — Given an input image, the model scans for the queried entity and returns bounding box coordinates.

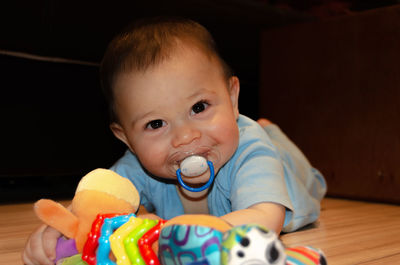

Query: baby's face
[111,47,240,186]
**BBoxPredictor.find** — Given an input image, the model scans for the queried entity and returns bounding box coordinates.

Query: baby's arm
[22,224,61,265]
[220,202,285,235]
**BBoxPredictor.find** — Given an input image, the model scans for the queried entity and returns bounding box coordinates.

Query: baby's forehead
[113,53,227,103]
[152,40,220,69]
[119,43,224,81]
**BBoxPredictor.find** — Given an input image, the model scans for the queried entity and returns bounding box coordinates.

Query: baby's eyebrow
[187,88,216,100]
[129,110,156,127]
[130,101,165,124]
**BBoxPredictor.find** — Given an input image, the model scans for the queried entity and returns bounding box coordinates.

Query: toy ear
[34,199,79,239]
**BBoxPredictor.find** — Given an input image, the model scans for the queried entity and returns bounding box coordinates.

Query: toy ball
[221,224,327,265]
[158,224,224,265]
[221,224,286,265]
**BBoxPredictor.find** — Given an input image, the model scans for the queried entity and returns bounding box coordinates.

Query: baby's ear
[228,76,240,119]
[34,199,79,239]
[110,123,134,152]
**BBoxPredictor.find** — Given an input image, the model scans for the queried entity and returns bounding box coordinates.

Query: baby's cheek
[216,120,239,143]
[137,146,166,171]
[210,119,239,161]
[142,154,163,170]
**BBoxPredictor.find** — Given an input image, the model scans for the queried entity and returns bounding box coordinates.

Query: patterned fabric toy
[158,214,231,265]
[220,224,326,265]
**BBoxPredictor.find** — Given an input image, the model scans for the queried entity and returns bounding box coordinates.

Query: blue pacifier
[176,155,215,192]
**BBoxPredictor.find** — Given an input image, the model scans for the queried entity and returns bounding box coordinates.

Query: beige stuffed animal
[34,168,140,252]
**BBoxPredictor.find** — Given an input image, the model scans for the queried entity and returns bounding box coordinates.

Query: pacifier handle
[176,161,215,192]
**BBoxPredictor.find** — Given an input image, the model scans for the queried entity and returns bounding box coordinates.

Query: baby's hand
[22,224,61,265]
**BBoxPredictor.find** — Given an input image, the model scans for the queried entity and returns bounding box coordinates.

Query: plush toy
[158,214,232,265]
[220,224,327,265]
[34,168,140,254]
[34,168,327,265]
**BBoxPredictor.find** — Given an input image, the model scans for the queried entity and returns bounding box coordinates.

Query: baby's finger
[22,226,54,265]
[21,249,34,265]
[22,248,51,265]
[42,226,61,261]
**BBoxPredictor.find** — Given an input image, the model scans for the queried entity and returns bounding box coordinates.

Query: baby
[22,17,326,265]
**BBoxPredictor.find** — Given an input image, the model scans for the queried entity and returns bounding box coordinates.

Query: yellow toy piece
[110,216,144,265]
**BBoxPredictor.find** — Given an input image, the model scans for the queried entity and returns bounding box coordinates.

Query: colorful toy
[97,214,136,265]
[123,218,157,264]
[83,213,125,265]
[137,220,167,265]
[56,215,326,265]
[110,216,144,265]
[158,214,232,265]
[33,168,327,265]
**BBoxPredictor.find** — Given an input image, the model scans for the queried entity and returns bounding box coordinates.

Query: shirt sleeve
[226,122,294,215]
[263,124,327,232]
[218,115,326,232]
[264,124,327,202]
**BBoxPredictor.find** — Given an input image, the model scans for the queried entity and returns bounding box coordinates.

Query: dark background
[0,0,397,202]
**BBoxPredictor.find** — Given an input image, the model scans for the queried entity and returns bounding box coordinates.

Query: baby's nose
[171,124,201,148]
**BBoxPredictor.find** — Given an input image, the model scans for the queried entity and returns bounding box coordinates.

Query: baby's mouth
[175,155,216,192]
[176,152,208,171]
[167,146,220,177]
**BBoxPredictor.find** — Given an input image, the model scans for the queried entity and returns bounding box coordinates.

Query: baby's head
[101,17,240,188]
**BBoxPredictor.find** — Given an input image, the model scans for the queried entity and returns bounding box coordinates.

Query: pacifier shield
[176,156,215,192]
[180,155,208,177]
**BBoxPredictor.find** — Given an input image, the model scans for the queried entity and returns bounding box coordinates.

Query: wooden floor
[1,198,400,264]
[281,198,400,264]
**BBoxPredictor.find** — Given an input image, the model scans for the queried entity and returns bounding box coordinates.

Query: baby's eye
[146,119,166,130]
[191,101,209,115]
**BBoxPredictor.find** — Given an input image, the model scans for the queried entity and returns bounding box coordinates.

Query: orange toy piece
[34,168,140,252]
[163,214,232,233]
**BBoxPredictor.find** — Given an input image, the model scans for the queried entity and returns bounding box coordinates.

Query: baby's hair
[100,16,233,123]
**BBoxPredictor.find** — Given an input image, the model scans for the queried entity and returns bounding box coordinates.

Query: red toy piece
[138,219,167,265]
